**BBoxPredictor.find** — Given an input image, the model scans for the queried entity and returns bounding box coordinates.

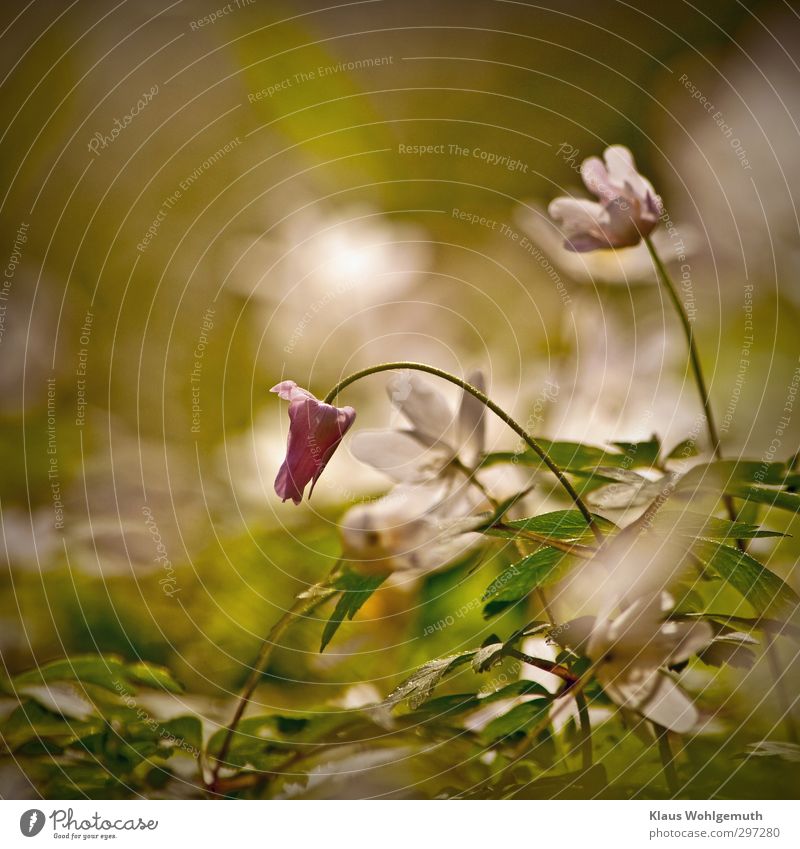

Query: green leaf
[320,570,386,652]
[670,612,800,640]
[385,652,475,709]
[482,547,575,604]
[16,682,96,720]
[728,485,800,515]
[666,438,700,461]
[693,541,799,614]
[12,655,183,695]
[405,693,481,720]
[470,487,535,532]
[678,460,793,490]
[471,641,505,673]
[697,633,758,669]
[124,662,184,694]
[1,700,104,749]
[652,510,786,541]
[503,510,616,542]
[481,699,550,743]
[480,680,551,703]
[609,436,661,468]
[406,680,552,722]
[481,438,661,472]
[738,741,800,763]
[160,716,202,754]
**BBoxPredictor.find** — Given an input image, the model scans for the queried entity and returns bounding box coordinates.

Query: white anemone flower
[339,370,493,573]
[548,145,662,253]
[568,595,712,733]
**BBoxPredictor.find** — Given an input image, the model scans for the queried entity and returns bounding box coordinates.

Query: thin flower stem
[506,648,578,685]
[764,633,799,744]
[645,238,798,742]
[208,579,339,795]
[324,362,604,543]
[461,469,561,623]
[655,724,680,795]
[575,690,593,771]
[644,237,722,461]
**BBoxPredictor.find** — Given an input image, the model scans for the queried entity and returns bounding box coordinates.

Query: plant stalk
[656,724,680,795]
[208,581,338,794]
[324,362,603,543]
[645,237,797,742]
[575,689,593,771]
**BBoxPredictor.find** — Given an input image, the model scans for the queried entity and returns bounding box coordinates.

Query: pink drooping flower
[548,145,662,252]
[271,381,356,505]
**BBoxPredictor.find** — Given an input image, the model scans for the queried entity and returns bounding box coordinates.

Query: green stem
[324,362,603,543]
[646,238,798,742]
[656,724,680,795]
[208,580,338,795]
[575,690,593,771]
[644,237,721,461]
[506,648,578,685]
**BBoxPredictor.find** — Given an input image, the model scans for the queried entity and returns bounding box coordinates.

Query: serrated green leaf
[671,612,800,640]
[12,655,183,695]
[653,510,786,541]
[697,633,758,669]
[160,716,202,753]
[503,510,616,542]
[482,547,575,604]
[385,652,475,709]
[692,541,799,614]
[480,680,551,703]
[320,570,386,652]
[481,698,550,743]
[678,460,793,491]
[471,642,505,672]
[125,662,184,694]
[610,436,661,468]
[666,438,700,462]
[1,700,104,749]
[728,485,800,515]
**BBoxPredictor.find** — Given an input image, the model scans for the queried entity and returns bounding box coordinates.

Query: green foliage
[10,655,183,695]
[319,569,387,652]
[482,547,575,605]
[0,654,199,798]
[692,541,799,614]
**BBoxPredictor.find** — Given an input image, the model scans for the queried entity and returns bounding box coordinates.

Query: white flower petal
[349,429,450,483]
[548,197,609,234]
[339,482,483,573]
[664,620,715,666]
[605,669,699,734]
[457,370,486,465]
[386,371,456,445]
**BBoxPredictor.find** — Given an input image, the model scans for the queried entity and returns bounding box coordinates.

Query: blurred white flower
[578,594,712,733]
[348,370,486,482]
[225,204,431,360]
[548,145,662,252]
[515,204,695,286]
[340,370,493,573]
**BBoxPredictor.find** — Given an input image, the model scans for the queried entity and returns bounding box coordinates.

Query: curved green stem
[645,237,722,461]
[656,724,680,795]
[324,362,603,543]
[646,238,798,746]
[645,237,743,533]
[208,579,338,795]
[575,690,593,771]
